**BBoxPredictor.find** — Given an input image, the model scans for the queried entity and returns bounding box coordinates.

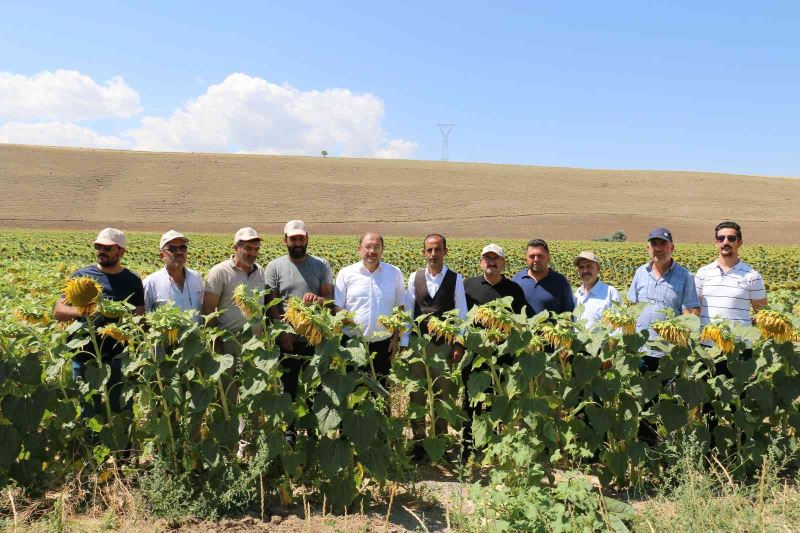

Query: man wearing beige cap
[143,230,204,320]
[202,227,267,350]
[266,220,334,399]
[573,251,621,329]
[54,228,145,418]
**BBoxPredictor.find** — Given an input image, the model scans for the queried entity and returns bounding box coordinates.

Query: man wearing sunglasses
[694,221,768,330]
[54,227,145,417]
[142,230,204,320]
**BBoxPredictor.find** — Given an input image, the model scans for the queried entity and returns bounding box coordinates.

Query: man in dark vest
[401,233,467,461]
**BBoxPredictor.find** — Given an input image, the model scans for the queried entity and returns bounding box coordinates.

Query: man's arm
[750,272,768,313]
[202,291,221,326]
[54,296,82,322]
[562,277,576,313]
[681,270,701,317]
[400,272,416,347]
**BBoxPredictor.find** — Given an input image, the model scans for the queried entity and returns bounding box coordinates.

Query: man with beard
[694,221,767,330]
[628,227,700,369]
[266,220,334,399]
[202,227,267,355]
[334,232,406,382]
[512,238,575,316]
[143,230,204,320]
[54,228,145,418]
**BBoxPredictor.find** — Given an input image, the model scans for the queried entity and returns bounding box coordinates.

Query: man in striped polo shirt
[695,221,768,331]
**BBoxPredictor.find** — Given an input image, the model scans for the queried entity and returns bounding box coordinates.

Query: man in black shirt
[462,243,527,459]
[55,228,145,418]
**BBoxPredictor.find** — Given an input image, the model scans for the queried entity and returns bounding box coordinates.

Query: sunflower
[64,276,102,315]
[700,323,735,354]
[651,319,691,348]
[754,309,794,344]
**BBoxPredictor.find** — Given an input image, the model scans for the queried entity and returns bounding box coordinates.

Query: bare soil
[2,144,799,243]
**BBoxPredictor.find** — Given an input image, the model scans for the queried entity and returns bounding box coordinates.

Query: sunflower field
[1,229,799,527]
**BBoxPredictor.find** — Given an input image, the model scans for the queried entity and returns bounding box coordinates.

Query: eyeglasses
[166,244,188,253]
[93,244,117,252]
[715,235,739,243]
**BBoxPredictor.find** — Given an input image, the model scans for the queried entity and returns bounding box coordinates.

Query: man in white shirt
[695,221,768,329]
[143,230,204,321]
[334,232,405,382]
[573,251,621,330]
[402,233,468,460]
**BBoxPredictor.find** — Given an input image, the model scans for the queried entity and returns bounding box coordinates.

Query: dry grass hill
[1,143,798,243]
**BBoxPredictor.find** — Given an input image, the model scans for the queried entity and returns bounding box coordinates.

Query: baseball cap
[234,227,260,243]
[159,230,188,250]
[284,220,308,237]
[647,227,673,243]
[574,250,600,266]
[94,228,126,249]
[481,243,505,258]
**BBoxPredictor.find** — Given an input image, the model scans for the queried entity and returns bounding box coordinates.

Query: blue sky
[2,1,800,176]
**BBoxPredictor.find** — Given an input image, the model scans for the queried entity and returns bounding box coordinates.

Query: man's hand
[279,331,294,352]
[302,292,319,304]
[451,344,465,363]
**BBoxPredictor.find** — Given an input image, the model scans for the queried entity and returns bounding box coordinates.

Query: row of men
[52,220,767,453]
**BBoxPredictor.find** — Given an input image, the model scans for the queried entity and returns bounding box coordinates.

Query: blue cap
[647,227,673,242]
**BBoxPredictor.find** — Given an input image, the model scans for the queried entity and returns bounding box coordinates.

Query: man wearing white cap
[202,227,267,348]
[54,228,145,417]
[142,230,204,320]
[573,251,621,330]
[266,220,334,399]
[461,243,527,459]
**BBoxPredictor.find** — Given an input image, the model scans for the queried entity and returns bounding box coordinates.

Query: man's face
[525,246,549,273]
[285,233,308,259]
[160,239,188,270]
[647,238,674,263]
[715,228,741,258]
[234,239,261,268]
[423,236,447,271]
[480,253,505,277]
[358,234,384,266]
[576,259,600,286]
[94,243,123,267]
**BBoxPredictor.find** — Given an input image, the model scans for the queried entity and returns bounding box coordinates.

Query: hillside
[1,144,798,243]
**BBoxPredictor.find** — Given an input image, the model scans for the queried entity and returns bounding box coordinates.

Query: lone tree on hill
[321,150,328,158]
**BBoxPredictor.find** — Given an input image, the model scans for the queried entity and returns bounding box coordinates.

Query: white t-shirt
[694,260,766,326]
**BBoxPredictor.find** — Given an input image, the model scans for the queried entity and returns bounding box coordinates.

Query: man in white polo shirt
[573,251,621,329]
[334,232,406,382]
[695,221,768,329]
[143,230,204,320]
[202,227,267,352]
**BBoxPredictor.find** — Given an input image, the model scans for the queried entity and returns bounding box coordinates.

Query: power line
[436,124,455,161]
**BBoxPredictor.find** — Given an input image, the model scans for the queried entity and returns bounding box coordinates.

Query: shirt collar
[228,256,258,274]
[646,259,675,276]
[359,261,383,275]
[578,279,605,297]
[425,265,449,281]
[714,259,744,272]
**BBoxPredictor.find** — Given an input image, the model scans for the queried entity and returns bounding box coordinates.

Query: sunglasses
[715,235,739,243]
[165,244,188,253]
[93,244,117,252]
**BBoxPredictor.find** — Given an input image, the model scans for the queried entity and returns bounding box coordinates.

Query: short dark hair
[526,238,549,253]
[359,232,384,247]
[715,221,742,240]
[424,233,447,249]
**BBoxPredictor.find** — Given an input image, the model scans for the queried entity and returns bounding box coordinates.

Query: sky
[2,1,800,176]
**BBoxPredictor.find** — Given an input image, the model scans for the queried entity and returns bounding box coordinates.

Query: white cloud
[0,70,141,122]
[126,73,417,158]
[0,121,128,149]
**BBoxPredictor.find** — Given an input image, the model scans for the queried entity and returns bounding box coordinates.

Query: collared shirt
[204,257,266,334]
[511,268,575,316]
[464,275,527,314]
[265,254,334,301]
[334,261,406,341]
[695,260,766,326]
[627,260,699,356]
[401,266,468,345]
[574,279,622,329]
[143,267,204,320]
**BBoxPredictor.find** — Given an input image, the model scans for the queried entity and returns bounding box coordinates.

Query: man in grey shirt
[266,220,334,399]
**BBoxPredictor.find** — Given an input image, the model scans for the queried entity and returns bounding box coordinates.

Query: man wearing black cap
[627,227,700,369]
